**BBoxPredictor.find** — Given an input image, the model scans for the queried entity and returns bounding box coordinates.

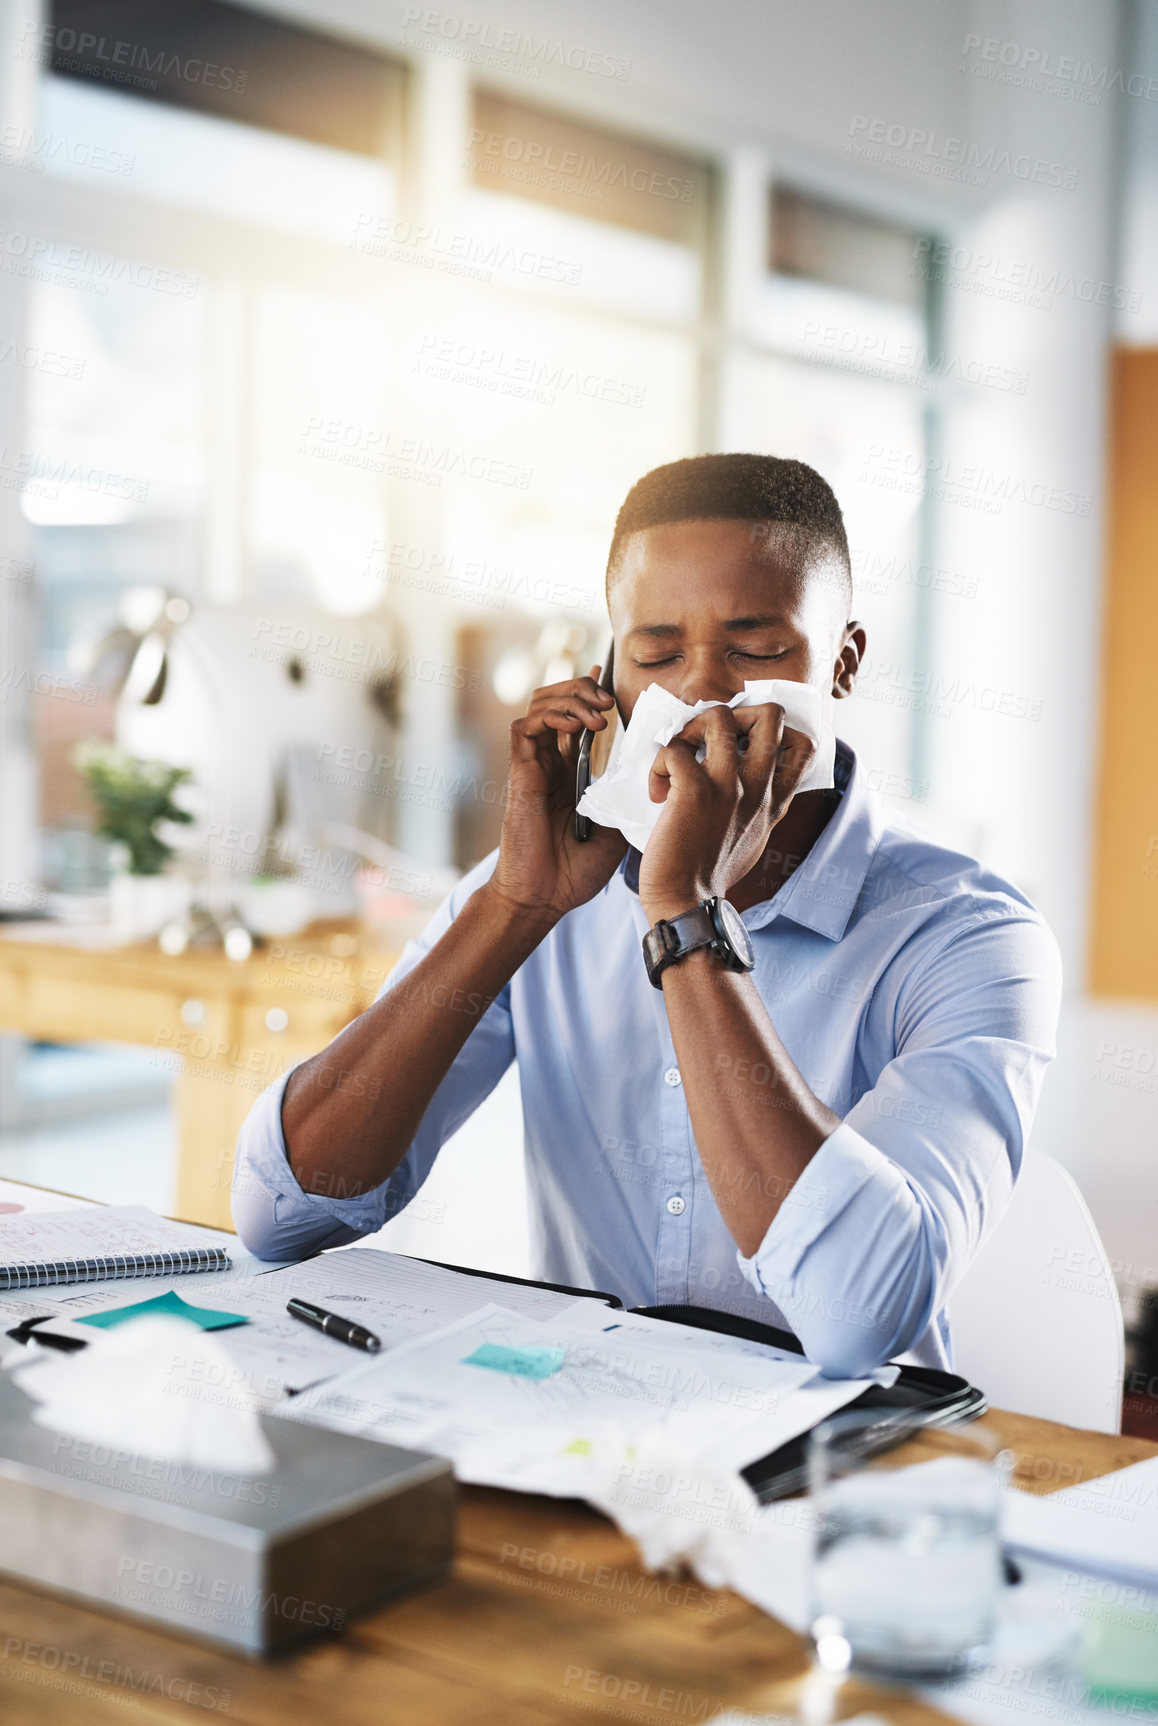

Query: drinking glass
[808,1412,1010,1680]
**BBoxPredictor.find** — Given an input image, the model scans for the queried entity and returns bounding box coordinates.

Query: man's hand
[638,701,815,921]
[487,664,627,925]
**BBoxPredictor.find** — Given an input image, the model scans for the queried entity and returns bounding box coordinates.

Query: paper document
[9,1247,612,1396]
[1003,1459,1158,1590]
[557,1302,807,1365]
[290,1301,823,1494]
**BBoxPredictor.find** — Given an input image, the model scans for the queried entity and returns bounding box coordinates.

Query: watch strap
[643,900,725,989]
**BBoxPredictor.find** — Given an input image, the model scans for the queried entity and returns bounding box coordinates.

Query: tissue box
[0,1377,455,1657]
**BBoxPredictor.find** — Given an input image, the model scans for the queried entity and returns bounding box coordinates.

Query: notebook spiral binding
[0,1246,229,1292]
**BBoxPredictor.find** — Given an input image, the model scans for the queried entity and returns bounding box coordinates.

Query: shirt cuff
[733,1121,928,1375]
[231,1066,404,1260]
[737,1123,882,1288]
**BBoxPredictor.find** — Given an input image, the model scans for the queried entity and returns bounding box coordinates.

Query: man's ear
[832,622,866,699]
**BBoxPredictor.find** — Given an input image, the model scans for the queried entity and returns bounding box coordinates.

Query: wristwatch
[642,896,755,990]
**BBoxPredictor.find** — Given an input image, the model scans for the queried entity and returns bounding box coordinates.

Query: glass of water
[808,1412,1010,1681]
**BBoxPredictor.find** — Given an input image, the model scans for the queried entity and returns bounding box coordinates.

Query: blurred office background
[0,0,1156,1413]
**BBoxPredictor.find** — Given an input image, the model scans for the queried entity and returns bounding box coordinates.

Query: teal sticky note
[77,1290,249,1333]
[463,1342,565,1379]
[1084,1605,1158,1706]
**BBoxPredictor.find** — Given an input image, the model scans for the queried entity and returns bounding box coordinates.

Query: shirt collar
[620,741,884,943]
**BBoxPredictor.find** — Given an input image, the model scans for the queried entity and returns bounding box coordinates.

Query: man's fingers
[647,736,702,806]
[527,674,614,717]
[769,724,816,801]
[673,705,746,784]
[733,702,783,796]
[521,702,606,736]
[510,712,576,780]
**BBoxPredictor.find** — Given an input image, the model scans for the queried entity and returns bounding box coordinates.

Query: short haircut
[606,452,852,615]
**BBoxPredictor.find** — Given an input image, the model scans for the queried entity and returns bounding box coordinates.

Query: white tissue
[15,1314,276,1475]
[575,680,836,852]
[581,1421,763,1585]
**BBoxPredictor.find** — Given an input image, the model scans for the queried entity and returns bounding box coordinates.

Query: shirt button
[663,1067,682,1087]
[666,1195,686,1216]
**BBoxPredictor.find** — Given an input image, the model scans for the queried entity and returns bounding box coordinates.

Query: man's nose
[674,662,744,706]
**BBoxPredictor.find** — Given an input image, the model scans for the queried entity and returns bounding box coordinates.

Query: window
[719,183,938,806]
[46,0,406,155]
[13,16,938,884]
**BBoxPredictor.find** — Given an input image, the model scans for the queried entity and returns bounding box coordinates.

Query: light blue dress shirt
[233,743,1062,1377]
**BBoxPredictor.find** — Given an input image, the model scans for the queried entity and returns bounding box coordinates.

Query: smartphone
[574,643,615,842]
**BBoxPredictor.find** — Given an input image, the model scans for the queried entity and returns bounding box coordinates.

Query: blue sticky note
[463,1342,565,1379]
[77,1290,249,1332]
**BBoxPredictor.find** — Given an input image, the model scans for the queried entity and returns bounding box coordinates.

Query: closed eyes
[634,650,791,668]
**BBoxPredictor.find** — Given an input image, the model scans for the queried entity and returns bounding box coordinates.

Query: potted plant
[74,741,195,939]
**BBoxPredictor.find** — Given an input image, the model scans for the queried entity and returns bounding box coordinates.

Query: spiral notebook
[0,1204,230,1291]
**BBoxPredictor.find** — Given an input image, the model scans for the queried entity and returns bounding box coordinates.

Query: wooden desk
[0,921,407,1232]
[0,1408,1154,1725]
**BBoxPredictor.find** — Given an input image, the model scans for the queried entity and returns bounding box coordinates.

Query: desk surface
[0,1406,1154,1726]
[0,1181,1153,1722]
[0,914,407,1004]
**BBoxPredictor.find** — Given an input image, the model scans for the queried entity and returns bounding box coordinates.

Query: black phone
[574,643,615,842]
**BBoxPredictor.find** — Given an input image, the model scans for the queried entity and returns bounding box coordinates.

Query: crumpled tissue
[15,1313,276,1474]
[579,1418,763,1586]
[575,680,836,852]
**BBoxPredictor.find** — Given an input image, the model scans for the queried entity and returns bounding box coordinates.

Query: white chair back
[950,1149,1124,1434]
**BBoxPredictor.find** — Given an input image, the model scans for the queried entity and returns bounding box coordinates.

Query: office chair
[949,1149,1124,1434]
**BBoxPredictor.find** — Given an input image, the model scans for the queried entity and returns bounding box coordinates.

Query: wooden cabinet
[1091,348,1158,996]
[0,922,403,1231]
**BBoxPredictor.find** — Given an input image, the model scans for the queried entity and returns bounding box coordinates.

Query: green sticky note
[1084,1605,1158,1706]
[463,1342,564,1379]
[77,1290,249,1333]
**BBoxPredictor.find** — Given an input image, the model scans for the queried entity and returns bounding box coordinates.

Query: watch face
[716,899,755,968]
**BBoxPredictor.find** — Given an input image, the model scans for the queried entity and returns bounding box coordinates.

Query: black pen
[286,1298,382,1353]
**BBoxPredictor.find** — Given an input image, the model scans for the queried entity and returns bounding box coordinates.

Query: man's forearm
[282,883,552,1198]
[657,948,840,1255]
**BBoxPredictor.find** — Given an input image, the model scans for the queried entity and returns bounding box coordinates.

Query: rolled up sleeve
[736,911,1063,1376]
[232,851,515,1262]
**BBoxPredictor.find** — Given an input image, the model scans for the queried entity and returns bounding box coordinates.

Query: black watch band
[642,896,755,990]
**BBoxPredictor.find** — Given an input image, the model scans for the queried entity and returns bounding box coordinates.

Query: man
[234,453,1061,1376]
